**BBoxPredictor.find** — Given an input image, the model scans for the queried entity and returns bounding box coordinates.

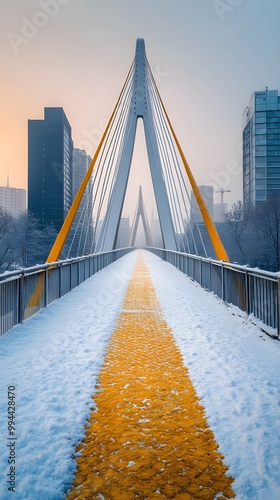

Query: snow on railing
[0,248,133,337]
[146,248,280,340]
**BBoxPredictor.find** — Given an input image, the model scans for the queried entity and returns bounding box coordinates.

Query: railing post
[70,260,72,289]
[59,264,62,298]
[245,269,249,316]
[18,274,25,324]
[221,262,225,302]
[94,255,97,274]
[44,268,48,307]
[277,278,280,339]
[77,259,80,284]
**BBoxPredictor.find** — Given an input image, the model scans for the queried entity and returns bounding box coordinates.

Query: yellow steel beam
[148,64,229,262]
[46,64,133,263]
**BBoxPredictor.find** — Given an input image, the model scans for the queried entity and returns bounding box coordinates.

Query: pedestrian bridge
[1,246,279,340]
[0,250,280,499]
[1,38,280,499]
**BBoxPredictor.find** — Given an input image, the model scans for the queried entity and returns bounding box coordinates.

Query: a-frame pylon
[47,38,229,263]
[96,38,177,252]
[129,186,153,247]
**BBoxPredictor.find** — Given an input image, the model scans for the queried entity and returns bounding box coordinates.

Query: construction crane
[215,188,231,205]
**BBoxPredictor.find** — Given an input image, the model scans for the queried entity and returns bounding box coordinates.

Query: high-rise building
[72,149,92,199]
[151,209,163,247]
[243,89,280,207]
[28,107,73,231]
[189,186,215,257]
[190,185,213,224]
[69,148,93,255]
[213,203,228,222]
[116,217,130,248]
[0,178,26,217]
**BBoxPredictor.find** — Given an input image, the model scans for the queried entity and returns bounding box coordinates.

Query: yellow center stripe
[67,255,235,499]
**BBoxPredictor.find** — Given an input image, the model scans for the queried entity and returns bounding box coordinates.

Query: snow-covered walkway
[0,249,280,499]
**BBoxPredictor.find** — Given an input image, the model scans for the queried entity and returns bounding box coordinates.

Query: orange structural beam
[149,65,230,262]
[46,64,133,263]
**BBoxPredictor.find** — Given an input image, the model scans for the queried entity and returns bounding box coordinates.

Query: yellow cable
[46,63,134,263]
[148,62,229,262]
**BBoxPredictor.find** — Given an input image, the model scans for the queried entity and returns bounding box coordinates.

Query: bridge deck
[66,254,235,499]
[0,250,280,499]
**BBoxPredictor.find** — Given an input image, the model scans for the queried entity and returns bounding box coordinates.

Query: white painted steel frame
[96,38,177,252]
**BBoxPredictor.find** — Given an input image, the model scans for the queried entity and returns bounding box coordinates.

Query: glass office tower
[28,108,73,232]
[69,148,93,255]
[243,90,280,207]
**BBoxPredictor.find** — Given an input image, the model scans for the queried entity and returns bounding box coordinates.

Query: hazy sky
[0,0,279,212]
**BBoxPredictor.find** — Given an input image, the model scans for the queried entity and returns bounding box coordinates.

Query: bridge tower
[129,186,153,247]
[96,39,177,252]
[46,38,229,264]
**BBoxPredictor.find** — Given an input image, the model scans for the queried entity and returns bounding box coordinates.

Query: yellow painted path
[67,255,235,499]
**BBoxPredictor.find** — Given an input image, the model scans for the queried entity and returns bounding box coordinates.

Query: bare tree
[224,201,252,263]
[0,207,17,271]
[254,195,280,271]
[0,211,58,272]
[14,212,57,267]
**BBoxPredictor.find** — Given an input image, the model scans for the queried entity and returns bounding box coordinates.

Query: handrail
[2,247,279,340]
[146,247,279,280]
[0,250,126,283]
[0,248,133,336]
[146,247,280,340]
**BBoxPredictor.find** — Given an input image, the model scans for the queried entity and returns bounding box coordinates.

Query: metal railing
[2,246,279,340]
[147,248,280,340]
[0,248,133,337]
